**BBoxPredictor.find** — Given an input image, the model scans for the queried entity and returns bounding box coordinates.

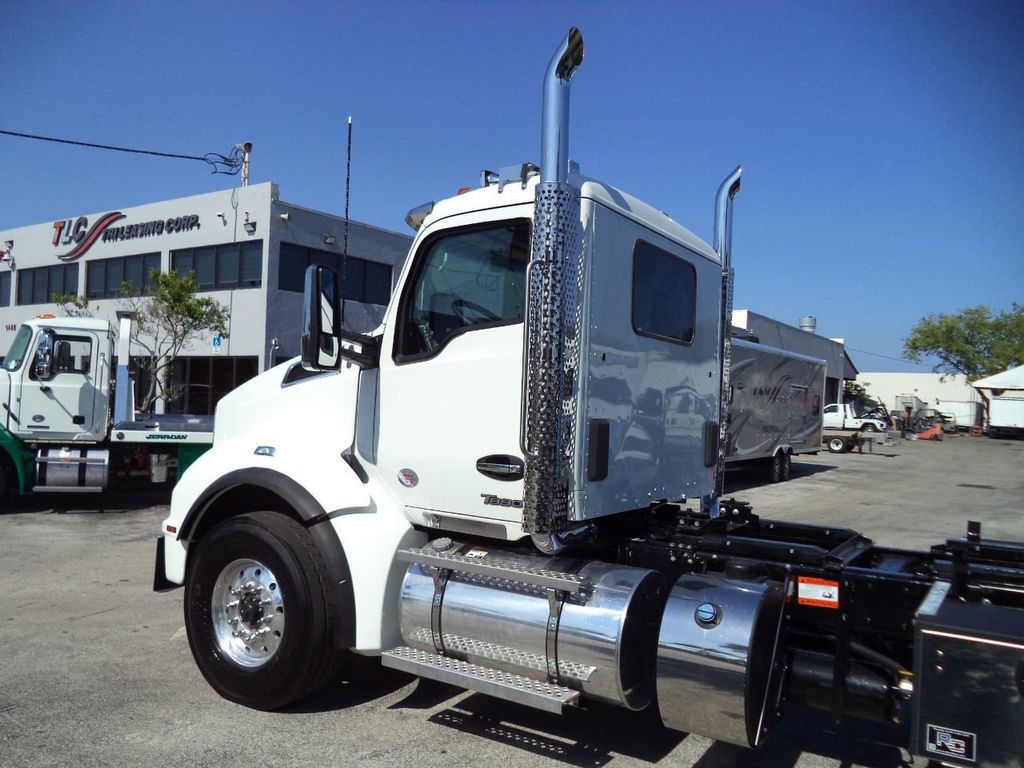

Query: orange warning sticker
[797,577,840,609]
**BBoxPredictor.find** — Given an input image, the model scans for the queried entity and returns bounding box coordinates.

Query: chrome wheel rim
[211,558,285,668]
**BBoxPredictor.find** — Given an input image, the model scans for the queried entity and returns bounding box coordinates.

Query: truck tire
[780,452,792,481]
[184,511,346,710]
[0,451,15,499]
[766,452,783,483]
[827,436,847,453]
[860,423,878,433]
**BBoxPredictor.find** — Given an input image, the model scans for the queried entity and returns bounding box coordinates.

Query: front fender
[161,435,422,652]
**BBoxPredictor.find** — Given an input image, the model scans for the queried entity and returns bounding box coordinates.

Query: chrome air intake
[522,27,585,535]
[397,548,660,710]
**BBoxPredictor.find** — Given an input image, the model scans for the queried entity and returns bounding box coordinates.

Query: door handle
[476,455,524,481]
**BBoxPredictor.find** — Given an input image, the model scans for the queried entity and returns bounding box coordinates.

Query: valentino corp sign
[52,211,201,261]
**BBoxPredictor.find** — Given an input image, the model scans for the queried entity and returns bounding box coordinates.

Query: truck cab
[1,318,114,444]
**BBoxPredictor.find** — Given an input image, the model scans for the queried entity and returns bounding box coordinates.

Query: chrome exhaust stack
[711,167,742,505]
[540,27,584,185]
[522,28,585,535]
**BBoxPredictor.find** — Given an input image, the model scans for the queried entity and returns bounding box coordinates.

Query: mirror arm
[339,332,380,369]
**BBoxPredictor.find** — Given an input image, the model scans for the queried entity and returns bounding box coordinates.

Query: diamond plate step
[381,646,579,714]
[397,547,588,594]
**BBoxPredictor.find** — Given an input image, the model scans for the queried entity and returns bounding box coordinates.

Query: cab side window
[397,220,530,360]
[54,336,92,375]
[631,241,697,345]
[28,334,92,380]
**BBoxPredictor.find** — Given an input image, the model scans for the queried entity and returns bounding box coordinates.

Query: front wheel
[766,452,783,483]
[184,511,346,710]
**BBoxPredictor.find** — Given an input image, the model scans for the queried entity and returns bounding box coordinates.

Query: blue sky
[3,1,1021,373]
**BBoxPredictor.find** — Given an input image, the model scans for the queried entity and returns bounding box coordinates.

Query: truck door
[374,215,531,527]
[822,403,842,429]
[15,329,101,440]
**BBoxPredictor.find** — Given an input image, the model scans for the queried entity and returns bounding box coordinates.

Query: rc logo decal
[926,724,976,763]
[398,469,419,488]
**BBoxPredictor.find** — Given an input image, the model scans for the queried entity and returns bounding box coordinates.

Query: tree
[903,303,1024,381]
[118,270,229,412]
[843,380,870,408]
[52,293,94,318]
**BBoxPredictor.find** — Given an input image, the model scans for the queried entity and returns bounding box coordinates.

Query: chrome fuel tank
[656,574,785,747]
[398,549,662,710]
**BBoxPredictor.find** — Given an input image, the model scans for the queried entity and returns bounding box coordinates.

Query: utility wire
[0,128,244,175]
[845,345,934,367]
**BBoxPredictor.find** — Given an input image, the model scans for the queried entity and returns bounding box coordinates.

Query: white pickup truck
[822,402,888,432]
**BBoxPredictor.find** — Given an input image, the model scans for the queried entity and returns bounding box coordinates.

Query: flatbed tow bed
[824,429,891,453]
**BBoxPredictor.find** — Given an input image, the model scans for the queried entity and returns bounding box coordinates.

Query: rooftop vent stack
[799,316,817,333]
[522,27,585,538]
[240,142,252,187]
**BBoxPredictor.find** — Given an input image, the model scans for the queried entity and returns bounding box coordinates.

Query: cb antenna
[341,116,352,321]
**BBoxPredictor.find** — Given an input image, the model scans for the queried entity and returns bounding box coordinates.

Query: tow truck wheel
[780,452,792,481]
[766,452,783,483]
[827,436,847,453]
[184,511,345,710]
[860,423,878,433]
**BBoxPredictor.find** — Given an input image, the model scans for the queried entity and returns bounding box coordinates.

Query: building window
[0,270,10,307]
[86,252,161,299]
[278,242,392,304]
[631,240,696,345]
[16,263,80,305]
[171,240,262,290]
[166,356,259,415]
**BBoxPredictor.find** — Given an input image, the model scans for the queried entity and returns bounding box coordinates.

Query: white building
[855,371,983,426]
[0,183,410,413]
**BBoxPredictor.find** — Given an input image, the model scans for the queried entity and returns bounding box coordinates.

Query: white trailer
[934,399,981,430]
[973,366,1024,438]
[0,314,212,497]
[723,338,825,482]
[152,29,1024,765]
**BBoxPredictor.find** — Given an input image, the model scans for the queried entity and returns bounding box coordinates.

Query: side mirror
[301,265,341,371]
[34,329,56,382]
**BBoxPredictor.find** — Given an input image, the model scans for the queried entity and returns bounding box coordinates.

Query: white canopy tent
[972,366,1024,392]
[972,365,1024,435]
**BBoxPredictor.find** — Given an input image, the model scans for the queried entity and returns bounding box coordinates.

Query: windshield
[3,325,33,372]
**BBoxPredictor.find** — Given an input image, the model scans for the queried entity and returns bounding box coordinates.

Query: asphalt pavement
[1,433,1022,768]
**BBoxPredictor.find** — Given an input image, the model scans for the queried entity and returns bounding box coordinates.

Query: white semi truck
[0,313,212,497]
[154,30,1023,765]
